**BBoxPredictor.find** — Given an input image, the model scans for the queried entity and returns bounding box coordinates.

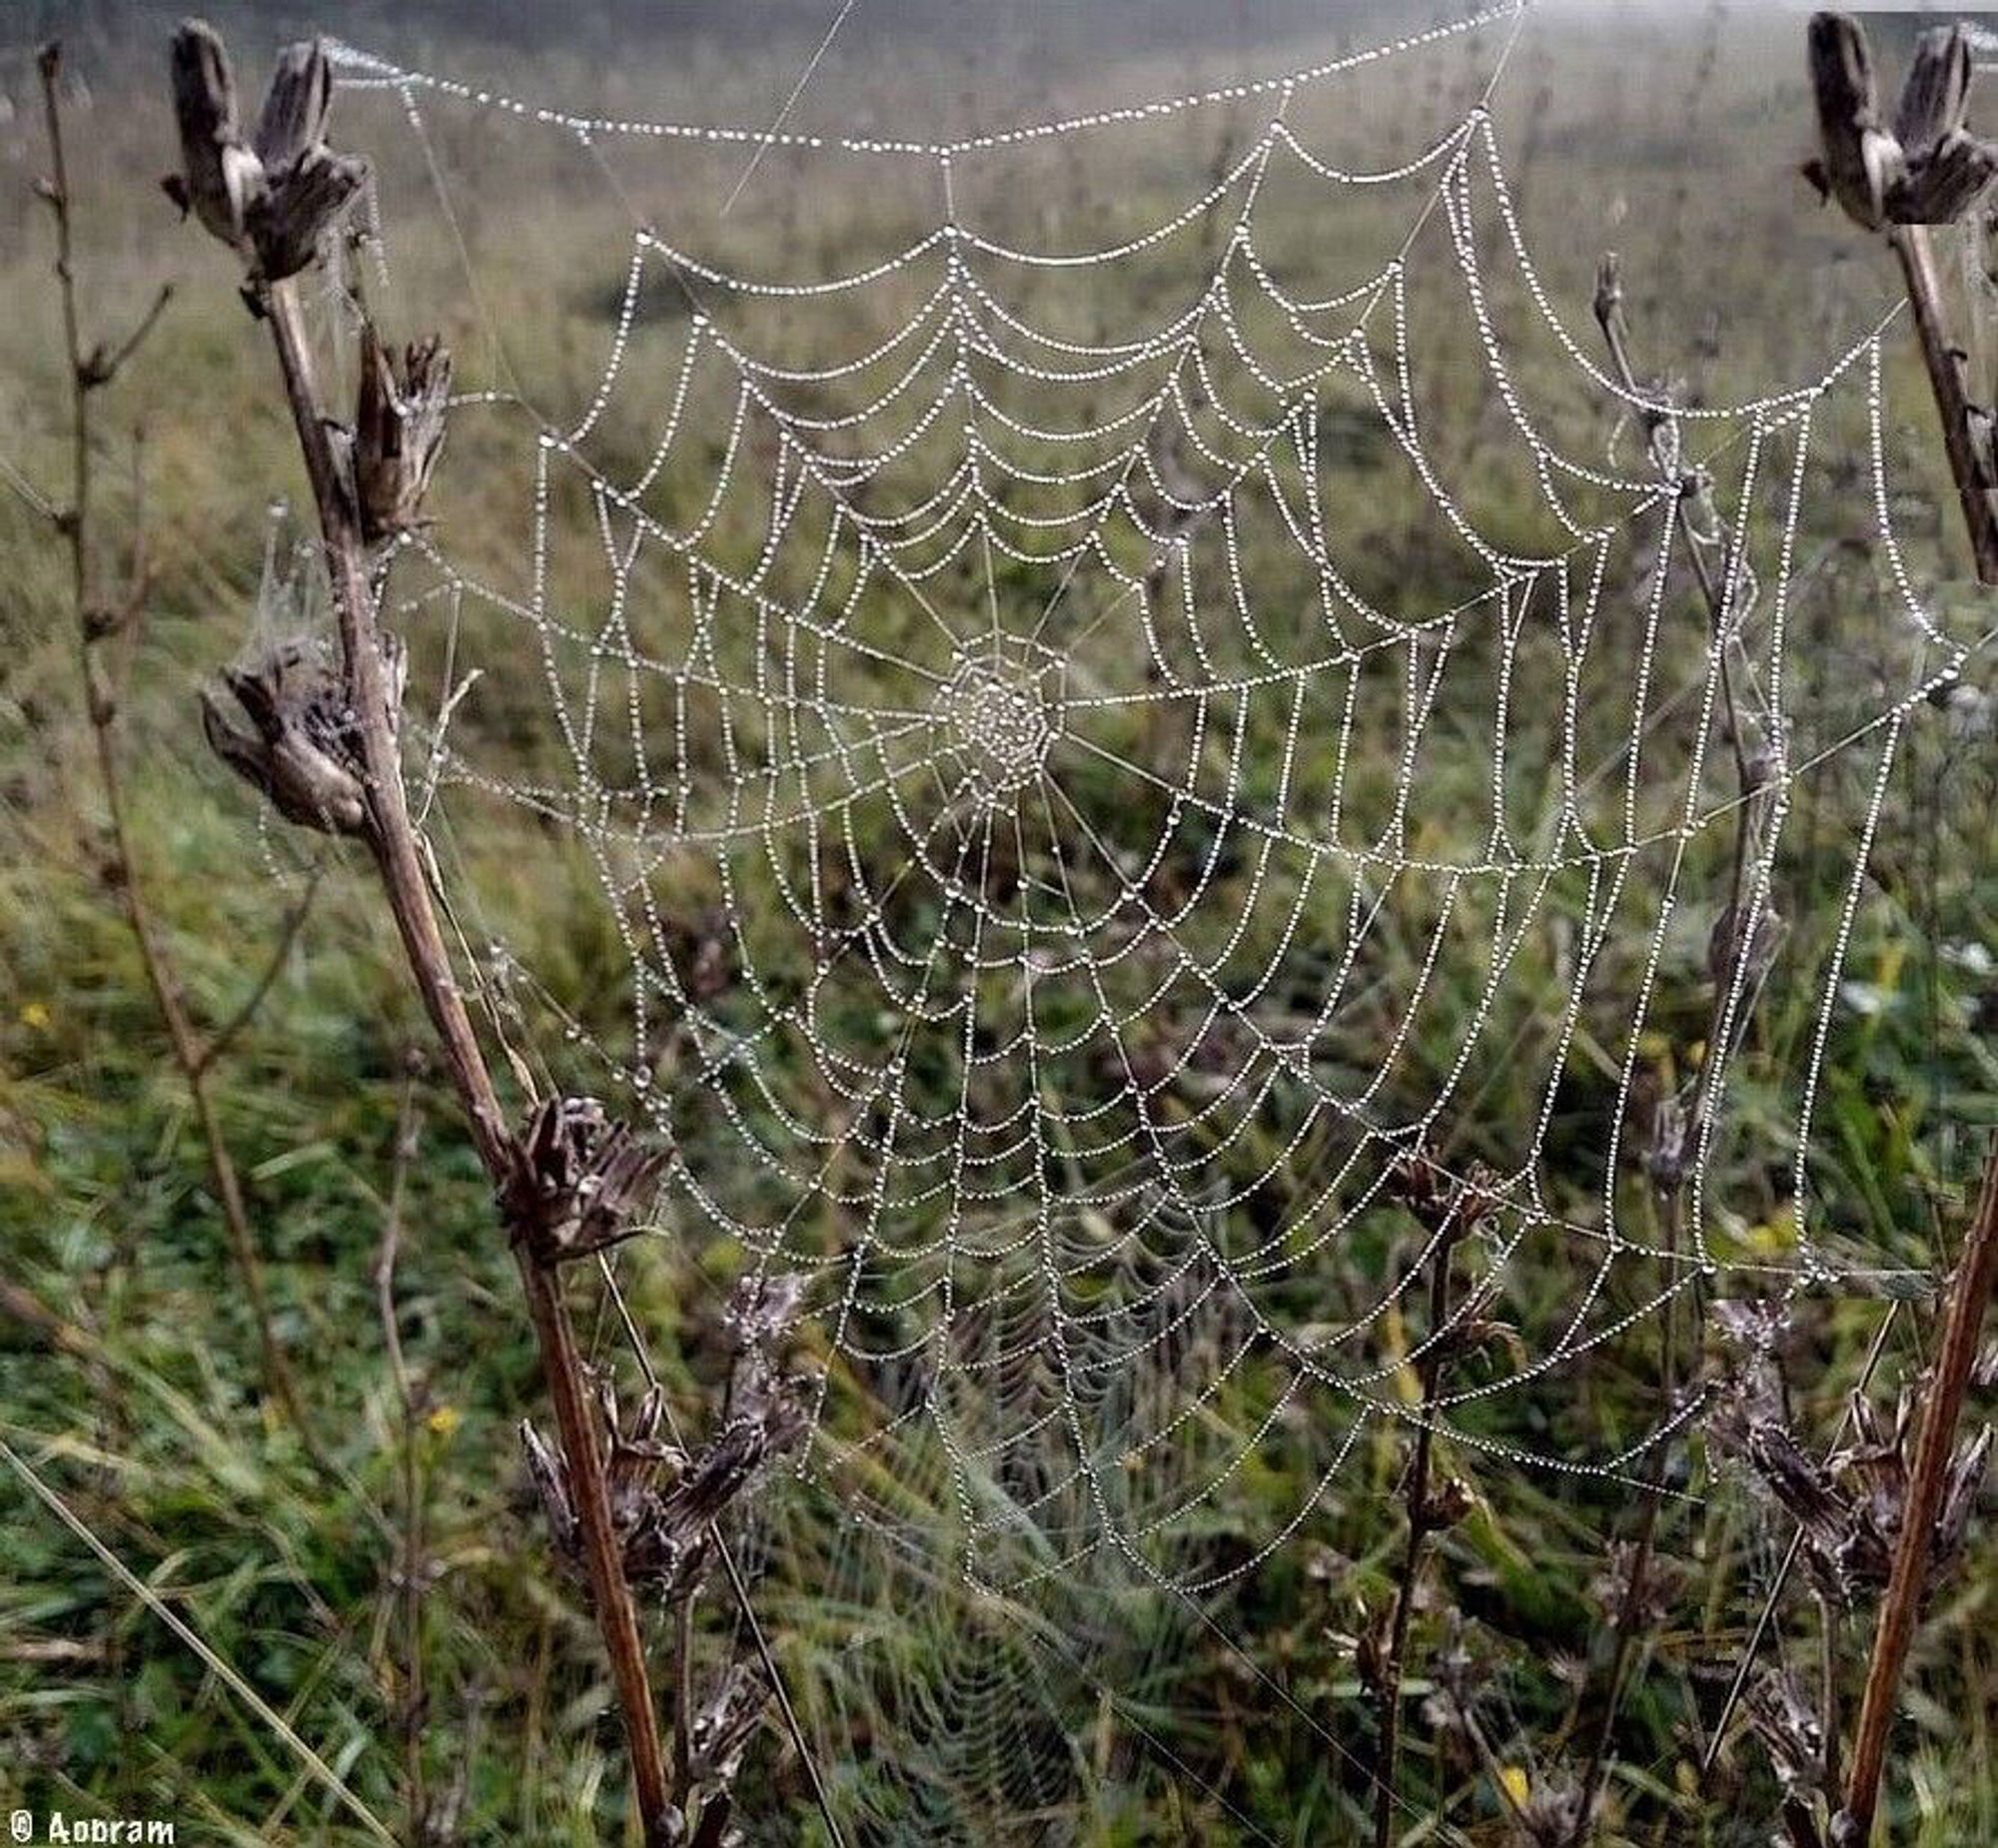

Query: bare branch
[36,35,331,1472]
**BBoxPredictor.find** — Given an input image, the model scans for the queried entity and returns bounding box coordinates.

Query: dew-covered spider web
[295,5,1991,1825]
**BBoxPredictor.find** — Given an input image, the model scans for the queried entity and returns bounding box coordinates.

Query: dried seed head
[1386,1146,1497,1247]
[1932,1421,1992,1585]
[503,1096,666,1267]
[651,1391,809,1542]
[519,1348,806,1609]
[1718,1373,1988,1610]
[252,141,369,283]
[1896,26,1972,162]
[1745,1669,1825,1797]
[251,38,332,174]
[167,23,367,283]
[1807,12,1907,231]
[1807,15,1998,229]
[520,1379,702,1599]
[355,324,453,546]
[685,1661,769,1792]
[200,635,401,836]
[167,20,262,247]
[519,1417,578,1558]
[1749,1422,1853,1544]
[726,1273,808,1356]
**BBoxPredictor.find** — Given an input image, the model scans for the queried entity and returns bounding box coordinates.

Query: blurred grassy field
[3,5,1997,1844]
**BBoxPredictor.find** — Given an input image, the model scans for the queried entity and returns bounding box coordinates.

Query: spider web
[308,9,1987,1810]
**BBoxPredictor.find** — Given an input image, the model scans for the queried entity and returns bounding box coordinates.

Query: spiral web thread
[319,5,1987,1653]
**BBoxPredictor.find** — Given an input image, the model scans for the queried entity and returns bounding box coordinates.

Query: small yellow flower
[426,1404,462,1438]
[20,1002,52,1031]
[1499,1765,1530,1810]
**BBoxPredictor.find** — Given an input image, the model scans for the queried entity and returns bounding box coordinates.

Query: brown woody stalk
[1801,20,1998,1836]
[257,261,675,1840]
[32,41,330,1472]
[1834,1150,1998,1843]
[1889,222,1998,586]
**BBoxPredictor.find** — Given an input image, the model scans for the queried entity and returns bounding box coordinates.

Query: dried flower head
[166,22,367,283]
[1713,1379,1992,1608]
[520,1374,706,1604]
[685,1661,770,1792]
[200,634,402,836]
[1386,1146,1498,1245]
[355,324,453,546]
[1743,1668,1825,1796]
[502,1095,666,1267]
[519,1324,808,1611]
[1805,17,1998,230]
[725,1272,808,1359]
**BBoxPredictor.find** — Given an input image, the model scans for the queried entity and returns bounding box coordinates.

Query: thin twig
[34,39,330,1475]
[1374,1194,1466,1848]
[196,868,323,1076]
[375,1066,429,1845]
[1836,1146,1998,1843]
[86,281,175,390]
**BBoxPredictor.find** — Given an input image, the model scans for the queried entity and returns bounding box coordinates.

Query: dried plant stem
[1565,261,1754,1843]
[375,1069,429,1846]
[1836,1146,1998,1843]
[1373,1212,1462,1848]
[34,42,328,1473]
[1886,224,1998,587]
[255,273,672,1839]
[195,868,322,1077]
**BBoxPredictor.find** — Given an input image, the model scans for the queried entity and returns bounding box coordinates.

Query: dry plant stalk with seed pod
[162,20,826,1846]
[1800,16,1998,1846]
